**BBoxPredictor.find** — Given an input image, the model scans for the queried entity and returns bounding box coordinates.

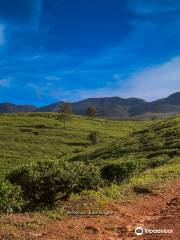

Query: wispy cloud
[26,56,180,102]
[45,75,61,81]
[0,0,180,105]
[0,25,5,46]
[120,55,180,100]
[128,0,180,14]
[0,78,11,87]
[32,0,65,29]
[27,81,62,100]
[67,56,180,101]
[32,0,43,29]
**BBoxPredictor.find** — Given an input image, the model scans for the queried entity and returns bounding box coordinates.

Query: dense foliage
[0,181,23,214]
[6,160,102,206]
[101,161,138,183]
[146,154,170,168]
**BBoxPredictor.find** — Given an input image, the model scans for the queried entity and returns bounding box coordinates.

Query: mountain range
[1,92,180,119]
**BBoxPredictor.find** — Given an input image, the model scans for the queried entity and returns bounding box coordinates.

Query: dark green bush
[70,162,103,193]
[0,181,24,214]
[7,161,60,205]
[101,161,137,183]
[7,160,102,206]
[133,185,152,194]
[88,131,101,144]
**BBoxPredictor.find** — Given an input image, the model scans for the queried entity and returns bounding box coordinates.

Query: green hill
[72,115,180,163]
[0,112,145,178]
[0,112,179,180]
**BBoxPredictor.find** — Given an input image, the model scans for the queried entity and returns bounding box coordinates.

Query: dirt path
[40,180,180,240]
[0,180,179,240]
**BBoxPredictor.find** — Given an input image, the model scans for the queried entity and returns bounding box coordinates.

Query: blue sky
[0,0,180,106]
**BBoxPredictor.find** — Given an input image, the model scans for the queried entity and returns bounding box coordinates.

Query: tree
[151,116,157,121]
[88,131,101,144]
[86,107,97,118]
[58,102,72,128]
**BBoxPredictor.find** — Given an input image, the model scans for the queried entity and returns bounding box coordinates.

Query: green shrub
[147,154,170,168]
[7,160,102,206]
[0,181,24,214]
[70,162,103,193]
[88,131,101,144]
[134,158,150,172]
[101,161,137,183]
[7,161,60,205]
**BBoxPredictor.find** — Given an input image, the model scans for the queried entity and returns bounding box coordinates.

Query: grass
[81,157,180,203]
[0,112,148,179]
[0,112,179,200]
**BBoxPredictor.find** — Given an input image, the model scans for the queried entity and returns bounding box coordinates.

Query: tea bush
[7,160,102,206]
[147,154,170,168]
[101,161,138,183]
[0,181,24,214]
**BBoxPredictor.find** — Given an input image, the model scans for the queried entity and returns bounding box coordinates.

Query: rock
[84,225,99,233]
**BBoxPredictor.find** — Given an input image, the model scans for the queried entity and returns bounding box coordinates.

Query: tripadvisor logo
[135,226,173,236]
[135,227,144,236]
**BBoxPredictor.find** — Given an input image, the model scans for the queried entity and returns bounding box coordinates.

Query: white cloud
[27,56,180,102]
[0,25,5,46]
[120,56,180,100]
[27,82,62,100]
[71,56,180,101]
[0,78,11,87]
[30,54,41,60]
[45,75,61,81]
[27,83,43,99]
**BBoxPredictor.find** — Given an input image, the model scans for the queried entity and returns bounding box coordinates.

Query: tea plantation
[0,112,179,212]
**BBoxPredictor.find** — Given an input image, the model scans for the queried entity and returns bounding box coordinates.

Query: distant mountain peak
[0,103,37,113]
[163,92,180,105]
[0,92,180,118]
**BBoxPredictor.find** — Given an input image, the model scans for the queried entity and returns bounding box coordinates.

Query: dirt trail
[0,180,179,240]
[40,181,180,240]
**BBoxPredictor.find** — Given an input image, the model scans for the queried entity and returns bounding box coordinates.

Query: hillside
[34,101,63,112]
[0,92,180,119]
[130,92,180,117]
[0,113,180,239]
[0,112,179,179]
[0,103,37,113]
[71,97,146,118]
[70,115,180,165]
[0,112,146,178]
